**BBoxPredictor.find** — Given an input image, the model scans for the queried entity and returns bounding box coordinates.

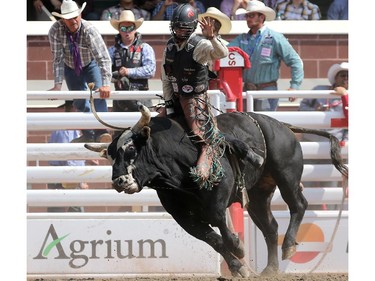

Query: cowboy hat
[327,62,349,85]
[52,0,86,19]
[198,7,232,34]
[110,10,144,32]
[235,0,276,21]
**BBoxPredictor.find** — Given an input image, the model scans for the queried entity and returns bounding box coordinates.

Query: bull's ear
[99,149,108,159]
[140,126,151,139]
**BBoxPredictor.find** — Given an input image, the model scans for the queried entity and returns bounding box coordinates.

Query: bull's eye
[124,144,137,159]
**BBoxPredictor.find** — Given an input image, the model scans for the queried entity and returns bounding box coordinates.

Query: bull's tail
[283,123,348,178]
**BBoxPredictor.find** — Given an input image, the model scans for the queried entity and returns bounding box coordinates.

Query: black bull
[85,105,348,277]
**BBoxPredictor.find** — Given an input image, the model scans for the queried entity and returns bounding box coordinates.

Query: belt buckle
[245,83,257,91]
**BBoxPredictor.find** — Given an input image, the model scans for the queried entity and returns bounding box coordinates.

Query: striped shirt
[275,0,321,20]
[48,19,112,86]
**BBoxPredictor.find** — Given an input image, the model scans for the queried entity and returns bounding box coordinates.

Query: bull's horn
[84,143,109,152]
[132,103,151,133]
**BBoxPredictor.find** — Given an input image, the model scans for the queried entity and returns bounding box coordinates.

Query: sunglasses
[119,25,135,33]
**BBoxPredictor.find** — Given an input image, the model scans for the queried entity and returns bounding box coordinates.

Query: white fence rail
[27,188,345,207]
[26,142,348,161]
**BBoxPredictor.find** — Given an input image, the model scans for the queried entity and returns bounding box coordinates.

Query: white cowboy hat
[198,7,232,34]
[235,0,276,21]
[327,62,349,85]
[110,10,144,31]
[52,0,86,19]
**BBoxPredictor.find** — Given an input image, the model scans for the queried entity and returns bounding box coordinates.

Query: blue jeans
[64,60,108,113]
[254,85,279,111]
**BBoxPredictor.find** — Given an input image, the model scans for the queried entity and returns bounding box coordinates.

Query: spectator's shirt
[275,0,321,20]
[48,19,112,86]
[48,130,86,166]
[108,33,156,80]
[100,5,151,20]
[219,0,245,20]
[228,26,304,89]
[327,0,348,20]
[152,1,205,20]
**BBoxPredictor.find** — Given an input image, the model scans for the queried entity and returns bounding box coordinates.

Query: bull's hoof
[231,265,250,278]
[261,266,279,276]
[282,245,296,260]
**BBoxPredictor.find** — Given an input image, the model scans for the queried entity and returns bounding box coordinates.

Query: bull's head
[85,104,151,194]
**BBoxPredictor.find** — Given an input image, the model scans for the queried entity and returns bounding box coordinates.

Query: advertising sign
[245,211,348,273]
[28,215,220,275]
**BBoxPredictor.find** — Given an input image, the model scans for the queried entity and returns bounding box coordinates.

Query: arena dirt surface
[28,273,348,281]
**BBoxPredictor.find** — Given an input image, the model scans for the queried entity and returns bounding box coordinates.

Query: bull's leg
[173,214,249,278]
[247,186,279,276]
[157,191,248,277]
[277,181,308,260]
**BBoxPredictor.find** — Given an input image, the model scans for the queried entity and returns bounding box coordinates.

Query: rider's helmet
[170,3,198,42]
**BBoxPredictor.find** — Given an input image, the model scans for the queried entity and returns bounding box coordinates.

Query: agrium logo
[33,224,168,269]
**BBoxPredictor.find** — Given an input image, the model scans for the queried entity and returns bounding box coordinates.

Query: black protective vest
[112,33,149,90]
[164,34,208,95]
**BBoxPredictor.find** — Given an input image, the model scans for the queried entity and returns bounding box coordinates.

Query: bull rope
[87,82,130,131]
[307,177,348,273]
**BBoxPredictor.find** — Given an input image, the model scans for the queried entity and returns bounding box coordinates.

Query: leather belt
[245,81,277,90]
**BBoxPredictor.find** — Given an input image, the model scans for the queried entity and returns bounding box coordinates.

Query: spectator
[135,0,161,15]
[48,0,112,143]
[299,62,349,143]
[108,10,156,137]
[101,0,150,21]
[220,0,247,20]
[30,0,62,21]
[76,0,101,20]
[262,0,278,9]
[275,0,321,20]
[299,62,349,210]
[327,0,348,20]
[47,102,88,213]
[228,0,304,111]
[152,0,206,20]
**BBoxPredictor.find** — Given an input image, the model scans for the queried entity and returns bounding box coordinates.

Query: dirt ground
[28,273,348,281]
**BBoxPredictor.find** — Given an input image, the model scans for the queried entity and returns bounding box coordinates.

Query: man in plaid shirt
[48,0,112,143]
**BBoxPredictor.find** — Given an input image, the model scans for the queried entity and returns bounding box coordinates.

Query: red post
[213,47,251,241]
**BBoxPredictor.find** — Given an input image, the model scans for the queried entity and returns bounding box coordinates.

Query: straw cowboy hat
[235,0,276,21]
[110,10,144,31]
[52,0,86,19]
[198,7,232,34]
[327,62,349,85]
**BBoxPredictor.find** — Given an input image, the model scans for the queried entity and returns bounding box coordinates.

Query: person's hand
[287,88,297,102]
[97,85,111,99]
[199,17,215,39]
[47,84,62,100]
[163,0,175,7]
[119,66,128,77]
[33,0,43,13]
[80,182,89,190]
[331,86,348,96]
